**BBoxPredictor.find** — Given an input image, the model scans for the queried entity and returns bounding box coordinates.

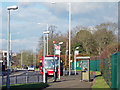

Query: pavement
[44,72,92,89]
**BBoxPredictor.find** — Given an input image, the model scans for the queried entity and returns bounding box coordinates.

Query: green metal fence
[72,52,120,89]
[111,52,120,89]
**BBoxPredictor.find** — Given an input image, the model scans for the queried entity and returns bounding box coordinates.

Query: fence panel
[2,71,42,86]
[111,52,120,89]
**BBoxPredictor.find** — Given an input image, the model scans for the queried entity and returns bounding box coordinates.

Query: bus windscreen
[44,57,59,69]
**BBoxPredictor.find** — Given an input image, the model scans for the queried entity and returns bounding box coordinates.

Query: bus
[39,55,63,76]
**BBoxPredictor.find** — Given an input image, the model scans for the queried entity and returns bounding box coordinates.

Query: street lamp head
[7,5,18,10]
[43,31,49,34]
[51,2,56,4]
[37,23,41,24]
[75,47,79,50]
[59,42,63,45]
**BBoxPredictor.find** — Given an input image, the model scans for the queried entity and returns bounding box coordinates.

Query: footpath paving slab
[44,74,92,89]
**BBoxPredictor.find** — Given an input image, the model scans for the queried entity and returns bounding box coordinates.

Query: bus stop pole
[54,44,56,82]
[43,34,46,83]
[59,45,60,79]
[75,53,76,75]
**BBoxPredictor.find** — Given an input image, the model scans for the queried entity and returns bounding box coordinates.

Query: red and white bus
[39,55,63,76]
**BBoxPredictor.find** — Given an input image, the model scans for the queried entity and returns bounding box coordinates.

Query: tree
[94,23,117,54]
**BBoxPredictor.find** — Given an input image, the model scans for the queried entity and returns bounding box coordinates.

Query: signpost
[53,41,63,80]
[55,44,60,79]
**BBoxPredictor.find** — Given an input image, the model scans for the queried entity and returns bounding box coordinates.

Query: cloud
[0,33,2,37]
[10,37,39,52]
[17,0,119,3]
[0,38,7,50]
[71,3,104,15]
[103,16,117,23]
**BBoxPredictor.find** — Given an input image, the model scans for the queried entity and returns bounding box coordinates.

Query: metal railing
[2,71,42,85]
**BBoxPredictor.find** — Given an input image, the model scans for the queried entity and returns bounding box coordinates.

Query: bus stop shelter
[74,56,90,82]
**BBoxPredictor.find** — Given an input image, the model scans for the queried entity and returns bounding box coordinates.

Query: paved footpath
[44,73,92,89]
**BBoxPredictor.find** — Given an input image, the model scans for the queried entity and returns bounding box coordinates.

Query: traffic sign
[55,49,60,55]
[55,45,60,50]
[75,50,79,55]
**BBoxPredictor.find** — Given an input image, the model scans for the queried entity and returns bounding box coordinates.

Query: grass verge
[92,71,110,88]
[2,82,48,89]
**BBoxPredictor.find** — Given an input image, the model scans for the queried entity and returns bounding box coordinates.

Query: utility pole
[69,2,71,76]
[65,41,68,75]
[35,49,36,69]
[46,24,49,55]
[21,51,23,69]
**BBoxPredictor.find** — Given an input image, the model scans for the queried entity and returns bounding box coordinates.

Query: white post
[21,51,23,69]
[69,2,71,76]
[10,34,11,70]
[46,24,49,55]
[59,45,60,79]
[74,51,75,75]
[7,10,10,89]
[43,35,46,83]
[35,49,36,69]
[75,53,76,75]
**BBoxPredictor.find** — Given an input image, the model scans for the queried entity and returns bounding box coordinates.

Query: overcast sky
[0,1,118,53]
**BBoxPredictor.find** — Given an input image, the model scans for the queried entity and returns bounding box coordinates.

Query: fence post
[2,73,3,85]
[15,75,17,84]
[38,74,39,82]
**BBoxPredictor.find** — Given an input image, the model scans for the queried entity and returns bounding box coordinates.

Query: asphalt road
[2,70,43,85]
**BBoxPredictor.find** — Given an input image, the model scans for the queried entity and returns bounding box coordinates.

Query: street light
[7,6,18,10]
[43,31,49,83]
[58,42,63,79]
[68,2,71,76]
[65,50,68,75]
[51,1,71,76]
[59,42,63,45]
[74,47,79,75]
[7,5,18,89]
[38,23,49,55]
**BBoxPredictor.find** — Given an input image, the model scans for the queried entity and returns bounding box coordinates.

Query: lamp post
[7,5,18,89]
[58,42,63,79]
[74,47,79,75]
[21,51,23,69]
[51,1,71,76]
[43,31,49,83]
[53,40,56,82]
[65,50,68,75]
[38,23,49,55]
[68,2,71,76]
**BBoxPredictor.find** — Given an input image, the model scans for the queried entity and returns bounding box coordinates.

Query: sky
[0,0,118,53]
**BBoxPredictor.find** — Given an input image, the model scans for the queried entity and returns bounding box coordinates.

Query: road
[2,70,43,85]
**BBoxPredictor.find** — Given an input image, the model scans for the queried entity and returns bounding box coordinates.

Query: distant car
[28,66,34,71]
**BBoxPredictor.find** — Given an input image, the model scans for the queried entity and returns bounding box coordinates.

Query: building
[0,50,3,71]
[0,50,14,71]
